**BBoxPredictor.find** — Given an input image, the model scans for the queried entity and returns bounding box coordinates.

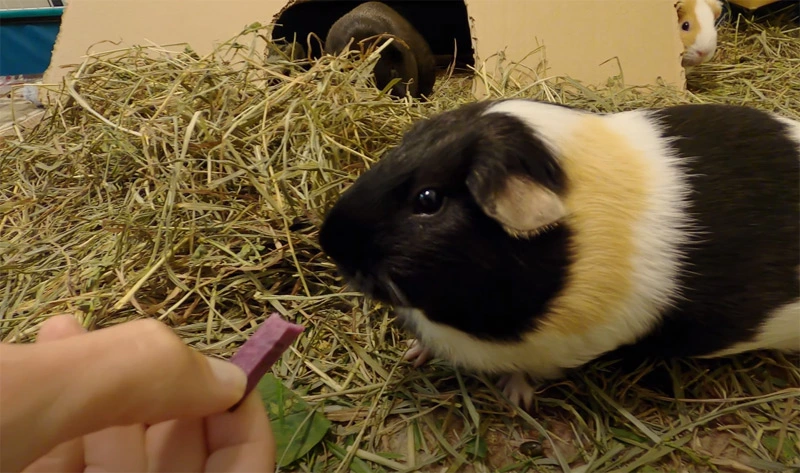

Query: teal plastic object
[0,7,64,76]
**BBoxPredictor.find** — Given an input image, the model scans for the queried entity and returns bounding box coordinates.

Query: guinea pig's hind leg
[497,372,536,411]
[402,339,432,367]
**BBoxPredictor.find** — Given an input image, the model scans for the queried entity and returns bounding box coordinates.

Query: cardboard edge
[38,0,74,105]
[273,0,301,23]
[463,1,483,100]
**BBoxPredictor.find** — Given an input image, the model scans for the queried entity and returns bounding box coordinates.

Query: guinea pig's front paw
[402,339,432,368]
[497,372,536,412]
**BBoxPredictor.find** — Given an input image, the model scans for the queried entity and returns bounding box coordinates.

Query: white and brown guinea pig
[676,0,723,67]
[324,1,436,99]
[318,99,800,410]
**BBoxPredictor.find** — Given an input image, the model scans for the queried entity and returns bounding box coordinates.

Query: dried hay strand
[2,10,799,473]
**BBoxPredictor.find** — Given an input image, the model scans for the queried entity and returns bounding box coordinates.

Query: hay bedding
[1,9,799,473]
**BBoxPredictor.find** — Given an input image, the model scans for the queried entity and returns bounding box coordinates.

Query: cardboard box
[465,0,684,97]
[43,0,686,101]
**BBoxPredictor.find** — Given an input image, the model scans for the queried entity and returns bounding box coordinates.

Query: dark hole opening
[270,0,476,72]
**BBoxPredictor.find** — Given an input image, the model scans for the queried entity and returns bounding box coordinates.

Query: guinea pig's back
[325,10,390,54]
[324,2,435,97]
[356,2,435,94]
[326,2,422,52]
[631,104,799,358]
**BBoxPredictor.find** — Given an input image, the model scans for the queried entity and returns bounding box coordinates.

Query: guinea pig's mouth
[682,47,715,67]
[338,268,411,308]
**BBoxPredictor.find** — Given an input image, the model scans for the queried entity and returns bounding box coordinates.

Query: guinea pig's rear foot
[403,339,432,368]
[497,372,536,411]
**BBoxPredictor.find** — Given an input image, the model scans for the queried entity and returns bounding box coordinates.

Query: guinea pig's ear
[465,144,566,239]
[709,0,723,20]
[675,0,686,17]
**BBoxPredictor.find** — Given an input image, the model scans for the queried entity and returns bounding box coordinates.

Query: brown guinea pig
[324,1,436,99]
[676,0,724,67]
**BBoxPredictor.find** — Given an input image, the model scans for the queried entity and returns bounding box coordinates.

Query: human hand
[0,314,276,473]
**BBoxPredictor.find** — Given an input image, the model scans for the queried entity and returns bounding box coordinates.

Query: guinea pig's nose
[318,214,374,270]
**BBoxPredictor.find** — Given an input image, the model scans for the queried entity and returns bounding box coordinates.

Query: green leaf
[761,435,799,463]
[636,466,661,473]
[466,435,488,459]
[257,374,331,467]
[609,427,649,445]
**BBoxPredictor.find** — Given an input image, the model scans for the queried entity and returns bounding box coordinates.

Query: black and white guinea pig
[676,0,723,67]
[324,1,436,99]
[318,99,800,410]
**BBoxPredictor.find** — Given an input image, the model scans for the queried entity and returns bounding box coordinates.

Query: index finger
[52,318,246,428]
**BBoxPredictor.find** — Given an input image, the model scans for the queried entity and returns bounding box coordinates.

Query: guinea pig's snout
[318,213,378,278]
[683,45,716,66]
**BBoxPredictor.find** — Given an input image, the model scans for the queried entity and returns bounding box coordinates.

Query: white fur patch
[483,100,587,157]
[705,297,800,357]
[773,115,800,152]
[401,102,695,379]
[604,110,697,305]
[685,0,719,65]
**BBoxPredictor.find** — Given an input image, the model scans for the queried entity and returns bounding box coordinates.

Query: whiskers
[378,271,417,327]
[337,265,412,311]
[378,271,411,307]
[342,270,374,295]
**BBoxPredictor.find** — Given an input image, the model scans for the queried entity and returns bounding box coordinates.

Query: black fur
[607,104,800,360]
[318,100,572,342]
[324,1,436,99]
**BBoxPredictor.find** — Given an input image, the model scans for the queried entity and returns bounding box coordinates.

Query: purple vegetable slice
[227,312,304,411]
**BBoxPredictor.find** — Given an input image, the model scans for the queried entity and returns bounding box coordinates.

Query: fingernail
[206,356,247,392]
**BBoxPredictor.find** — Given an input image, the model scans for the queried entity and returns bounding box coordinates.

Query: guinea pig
[273,40,307,63]
[265,40,308,77]
[318,99,800,410]
[676,0,723,67]
[324,1,436,99]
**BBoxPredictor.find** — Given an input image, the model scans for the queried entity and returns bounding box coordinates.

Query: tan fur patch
[537,115,650,336]
[676,0,699,49]
[487,175,566,237]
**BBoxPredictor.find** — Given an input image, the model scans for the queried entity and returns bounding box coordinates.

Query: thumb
[0,316,247,472]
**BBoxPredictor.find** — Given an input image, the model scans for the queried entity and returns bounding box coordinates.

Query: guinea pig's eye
[412,188,444,215]
[682,21,690,31]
